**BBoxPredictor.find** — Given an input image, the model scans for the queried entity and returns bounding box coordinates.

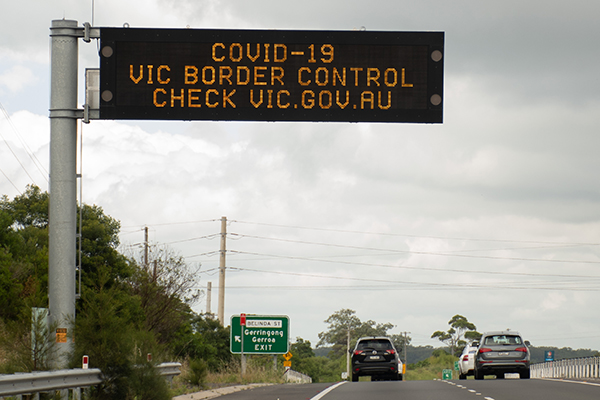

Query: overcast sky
[1,0,600,352]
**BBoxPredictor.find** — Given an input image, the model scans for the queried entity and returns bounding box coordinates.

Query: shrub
[186,358,208,387]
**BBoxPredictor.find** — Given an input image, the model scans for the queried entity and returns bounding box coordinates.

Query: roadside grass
[404,351,459,381]
[170,358,284,396]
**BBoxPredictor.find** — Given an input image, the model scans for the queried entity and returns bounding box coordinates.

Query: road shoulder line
[310,381,347,400]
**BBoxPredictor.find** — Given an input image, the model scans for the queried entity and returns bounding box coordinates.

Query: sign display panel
[100,28,444,123]
[230,314,289,354]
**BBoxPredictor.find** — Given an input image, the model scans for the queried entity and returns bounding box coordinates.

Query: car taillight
[478,348,492,354]
[463,355,469,361]
[354,350,364,355]
[515,347,528,353]
[386,349,396,355]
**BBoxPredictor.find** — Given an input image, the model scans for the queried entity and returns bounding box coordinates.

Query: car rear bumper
[353,361,397,376]
[476,361,530,374]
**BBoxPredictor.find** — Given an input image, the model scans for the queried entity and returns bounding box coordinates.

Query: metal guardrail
[531,357,600,380]
[0,368,102,398]
[0,362,181,399]
[283,369,312,384]
[155,362,183,381]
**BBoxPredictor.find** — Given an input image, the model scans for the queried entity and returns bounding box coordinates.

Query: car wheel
[398,374,403,381]
[474,369,484,380]
[520,369,530,379]
[459,373,466,380]
[352,373,359,382]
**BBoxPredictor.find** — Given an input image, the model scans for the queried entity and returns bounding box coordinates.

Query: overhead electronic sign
[99,28,444,123]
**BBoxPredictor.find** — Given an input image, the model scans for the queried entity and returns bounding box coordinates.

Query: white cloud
[0,65,38,93]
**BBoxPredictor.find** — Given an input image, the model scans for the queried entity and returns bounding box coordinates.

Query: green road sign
[454,361,459,371]
[442,369,452,380]
[230,315,290,354]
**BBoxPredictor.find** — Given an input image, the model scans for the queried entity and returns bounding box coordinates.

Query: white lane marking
[437,379,483,397]
[484,397,495,400]
[537,378,600,388]
[309,381,347,400]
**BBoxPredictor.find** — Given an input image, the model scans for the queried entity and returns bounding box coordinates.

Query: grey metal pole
[218,216,226,325]
[49,19,80,368]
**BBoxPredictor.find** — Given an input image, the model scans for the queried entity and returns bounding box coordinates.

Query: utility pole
[346,320,351,379]
[206,282,212,314]
[144,226,149,270]
[401,331,411,366]
[218,216,227,326]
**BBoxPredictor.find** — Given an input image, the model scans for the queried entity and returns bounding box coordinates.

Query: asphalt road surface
[213,379,600,400]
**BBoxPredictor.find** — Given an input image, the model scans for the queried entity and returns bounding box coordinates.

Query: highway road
[213,379,600,400]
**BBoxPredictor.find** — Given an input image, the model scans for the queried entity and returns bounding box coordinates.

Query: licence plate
[499,352,510,356]
[369,356,381,360]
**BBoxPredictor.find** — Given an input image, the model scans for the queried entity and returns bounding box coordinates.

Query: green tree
[79,204,133,292]
[288,338,315,376]
[171,313,231,371]
[431,314,480,356]
[130,245,200,345]
[0,186,50,321]
[0,187,211,398]
[317,309,362,359]
[72,275,168,400]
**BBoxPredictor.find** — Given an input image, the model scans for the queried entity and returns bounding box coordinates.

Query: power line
[228,233,600,265]
[0,102,48,183]
[216,284,600,291]
[227,250,600,280]
[226,266,600,291]
[230,219,600,247]
[163,233,220,245]
[0,111,39,187]
[120,219,218,229]
[0,166,22,194]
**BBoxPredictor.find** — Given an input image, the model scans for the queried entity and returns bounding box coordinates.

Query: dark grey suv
[350,337,400,381]
[474,331,531,379]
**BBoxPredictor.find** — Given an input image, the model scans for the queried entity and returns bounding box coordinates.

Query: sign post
[240,313,246,377]
[230,315,290,354]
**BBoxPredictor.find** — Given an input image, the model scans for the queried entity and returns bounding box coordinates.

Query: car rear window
[484,335,522,345]
[357,339,393,350]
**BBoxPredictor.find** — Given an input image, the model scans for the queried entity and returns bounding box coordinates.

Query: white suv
[458,344,478,379]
